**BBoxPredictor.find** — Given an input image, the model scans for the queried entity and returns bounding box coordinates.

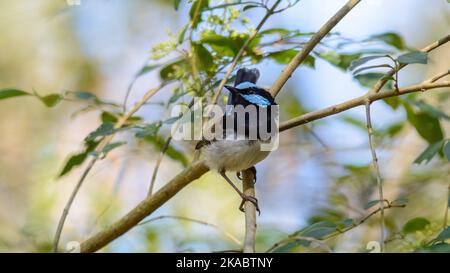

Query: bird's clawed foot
[236,166,257,184]
[239,195,261,215]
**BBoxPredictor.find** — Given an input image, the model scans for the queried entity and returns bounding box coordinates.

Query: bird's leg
[219,170,260,214]
[236,171,242,180]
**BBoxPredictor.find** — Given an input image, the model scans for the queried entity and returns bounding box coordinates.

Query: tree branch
[80,160,209,253]
[269,0,362,97]
[279,81,450,132]
[242,169,257,253]
[364,101,385,252]
[53,82,169,252]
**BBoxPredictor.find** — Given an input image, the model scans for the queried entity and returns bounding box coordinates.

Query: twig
[211,0,282,105]
[270,0,362,97]
[138,215,242,246]
[369,34,450,95]
[428,69,450,84]
[147,136,173,196]
[364,101,385,252]
[265,203,405,253]
[242,169,257,253]
[53,82,168,252]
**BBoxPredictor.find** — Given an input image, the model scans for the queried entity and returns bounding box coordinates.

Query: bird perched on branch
[196,68,278,214]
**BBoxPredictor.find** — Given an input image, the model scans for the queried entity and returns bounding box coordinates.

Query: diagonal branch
[53,82,169,252]
[270,0,362,97]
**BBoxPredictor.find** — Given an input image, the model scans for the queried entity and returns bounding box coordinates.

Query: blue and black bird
[196,68,278,214]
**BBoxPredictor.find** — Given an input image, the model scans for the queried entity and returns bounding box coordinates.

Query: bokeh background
[0,0,449,252]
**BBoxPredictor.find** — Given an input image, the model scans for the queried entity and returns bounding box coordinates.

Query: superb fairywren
[196,68,278,214]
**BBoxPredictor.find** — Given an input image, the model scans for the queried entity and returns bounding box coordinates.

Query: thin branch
[369,34,450,95]
[279,80,450,132]
[53,82,168,252]
[211,0,282,105]
[147,136,173,196]
[265,203,405,253]
[270,0,362,97]
[364,101,385,252]
[242,169,257,253]
[428,69,450,83]
[138,215,242,246]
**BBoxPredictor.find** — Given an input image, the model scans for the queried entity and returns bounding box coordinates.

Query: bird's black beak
[224,85,238,95]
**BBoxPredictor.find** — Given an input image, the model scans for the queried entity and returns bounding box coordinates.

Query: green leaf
[94,141,127,157]
[201,33,242,57]
[39,94,61,107]
[178,24,188,44]
[160,59,188,81]
[101,112,118,123]
[435,226,450,242]
[243,4,259,11]
[259,28,290,35]
[336,218,355,230]
[189,0,209,28]
[193,43,215,75]
[444,141,450,161]
[352,64,392,75]
[402,217,431,234]
[405,104,444,144]
[384,97,401,110]
[405,99,450,120]
[72,91,97,100]
[391,196,409,206]
[418,243,450,253]
[58,140,99,177]
[297,221,337,239]
[397,51,428,64]
[318,51,362,70]
[174,0,181,10]
[349,55,388,71]
[145,135,188,167]
[414,140,444,164]
[268,50,315,67]
[371,32,405,50]
[0,88,30,100]
[364,200,383,210]
[272,239,310,253]
[135,122,161,138]
[354,73,393,91]
[136,64,160,78]
[59,153,87,177]
[85,123,117,141]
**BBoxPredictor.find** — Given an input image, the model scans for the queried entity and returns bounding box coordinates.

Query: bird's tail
[234,68,260,86]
